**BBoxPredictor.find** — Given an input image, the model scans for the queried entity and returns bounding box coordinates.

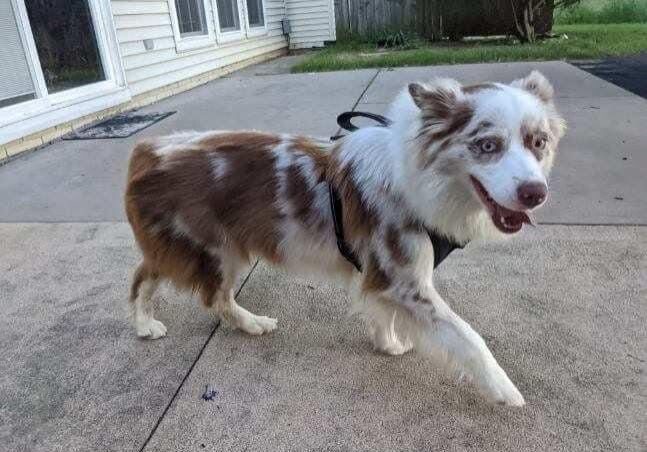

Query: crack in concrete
[138,259,260,452]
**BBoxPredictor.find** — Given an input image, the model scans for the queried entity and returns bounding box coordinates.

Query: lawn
[292,23,647,73]
[555,0,647,24]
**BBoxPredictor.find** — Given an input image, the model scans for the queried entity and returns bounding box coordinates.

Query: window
[245,0,264,28]
[175,0,207,36]
[215,0,240,32]
[169,0,214,51]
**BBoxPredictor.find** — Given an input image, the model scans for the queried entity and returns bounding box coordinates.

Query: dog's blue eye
[480,139,497,153]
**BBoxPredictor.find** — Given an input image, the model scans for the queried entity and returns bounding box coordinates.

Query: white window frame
[168,0,216,52]
[211,0,246,44]
[242,0,268,38]
[0,0,129,142]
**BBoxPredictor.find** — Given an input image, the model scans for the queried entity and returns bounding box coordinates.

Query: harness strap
[427,228,464,268]
[328,183,363,272]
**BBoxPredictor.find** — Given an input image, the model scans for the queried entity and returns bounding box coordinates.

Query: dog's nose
[517,182,547,209]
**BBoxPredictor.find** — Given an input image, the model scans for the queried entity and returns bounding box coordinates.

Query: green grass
[292,24,647,73]
[555,0,647,24]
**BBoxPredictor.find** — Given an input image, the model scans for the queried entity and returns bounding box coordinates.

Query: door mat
[63,111,175,140]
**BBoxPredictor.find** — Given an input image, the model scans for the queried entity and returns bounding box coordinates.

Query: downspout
[282,0,291,49]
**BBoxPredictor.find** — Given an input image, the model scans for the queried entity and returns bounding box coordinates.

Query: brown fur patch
[198,131,281,151]
[411,84,458,120]
[125,132,285,306]
[125,149,224,303]
[363,252,391,292]
[291,136,329,180]
[129,262,155,302]
[430,102,474,141]
[385,225,409,266]
[418,102,474,169]
[521,122,548,161]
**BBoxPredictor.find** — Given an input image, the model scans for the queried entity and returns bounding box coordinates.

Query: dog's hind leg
[203,255,277,336]
[129,262,167,339]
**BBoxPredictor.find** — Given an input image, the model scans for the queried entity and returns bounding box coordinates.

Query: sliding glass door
[24,0,106,94]
[0,0,114,112]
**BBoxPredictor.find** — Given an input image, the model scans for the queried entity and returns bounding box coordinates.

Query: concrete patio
[0,60,645,451]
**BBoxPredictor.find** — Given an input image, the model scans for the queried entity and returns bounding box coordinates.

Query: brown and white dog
[125,71,565,406]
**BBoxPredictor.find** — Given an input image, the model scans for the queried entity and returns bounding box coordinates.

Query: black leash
[329,111,464,272]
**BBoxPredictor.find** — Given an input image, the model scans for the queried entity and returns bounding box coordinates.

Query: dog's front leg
[360,252,524,406]
[416,285,525,406]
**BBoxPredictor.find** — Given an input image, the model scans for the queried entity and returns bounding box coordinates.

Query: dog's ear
[511,70,554,103]
[408,79,464,119]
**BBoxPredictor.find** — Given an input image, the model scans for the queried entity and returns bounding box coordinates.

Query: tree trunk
[511,0,540,43]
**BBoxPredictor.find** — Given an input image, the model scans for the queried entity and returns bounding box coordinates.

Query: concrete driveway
[0,60,645,452]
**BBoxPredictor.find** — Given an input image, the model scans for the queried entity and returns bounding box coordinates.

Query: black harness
[329,111,465,272]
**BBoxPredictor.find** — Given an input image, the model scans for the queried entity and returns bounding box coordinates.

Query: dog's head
[403,71,566,236]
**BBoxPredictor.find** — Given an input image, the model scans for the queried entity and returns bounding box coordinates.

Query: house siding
[111,0,288,95]
[286,0,335,48]
[0,0,337,157]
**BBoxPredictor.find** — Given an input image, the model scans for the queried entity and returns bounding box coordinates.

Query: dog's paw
[476,366,525,407]
[375,338,414,356]
[136,318,168,340]
[237,315,278,336]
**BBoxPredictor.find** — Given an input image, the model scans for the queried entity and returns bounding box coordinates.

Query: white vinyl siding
[286,0,334,48]
[111,0,288,95]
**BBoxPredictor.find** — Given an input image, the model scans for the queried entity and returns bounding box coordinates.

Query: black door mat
[571,53,647,100]
[63,111,175,140]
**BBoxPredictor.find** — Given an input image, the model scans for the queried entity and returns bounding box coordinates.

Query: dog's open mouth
[470,176,534,234]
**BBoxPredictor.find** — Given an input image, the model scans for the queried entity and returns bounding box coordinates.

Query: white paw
[237,315,278,335]
[476,366,525,407]
[375,338,414,356]
[136,318,168,340]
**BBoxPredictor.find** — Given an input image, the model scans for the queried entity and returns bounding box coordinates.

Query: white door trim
[10,0,47,98]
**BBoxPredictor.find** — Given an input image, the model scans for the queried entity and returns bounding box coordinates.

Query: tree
[511,0,582,43]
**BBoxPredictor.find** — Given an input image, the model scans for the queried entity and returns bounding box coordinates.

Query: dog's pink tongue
[502,207,535,227]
